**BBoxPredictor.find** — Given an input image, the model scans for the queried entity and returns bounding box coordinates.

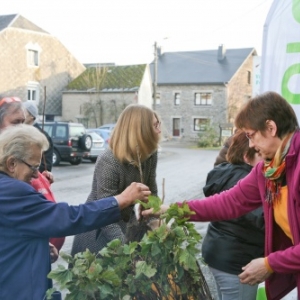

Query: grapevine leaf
[135,261,157,278]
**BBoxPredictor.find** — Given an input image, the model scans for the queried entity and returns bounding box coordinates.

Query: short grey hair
[0,102,24,127]
[0,124,49,167]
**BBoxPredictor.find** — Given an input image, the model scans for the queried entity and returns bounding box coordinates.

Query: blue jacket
[0,172,120,300]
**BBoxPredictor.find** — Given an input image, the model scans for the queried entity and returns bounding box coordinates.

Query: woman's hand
[115,182,151,209]
[238,257,272,286]
[49,242,59,263]
[142,204,169,218]
[42,171,54,184]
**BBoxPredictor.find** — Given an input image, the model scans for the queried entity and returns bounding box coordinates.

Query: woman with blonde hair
[71,104,161,255]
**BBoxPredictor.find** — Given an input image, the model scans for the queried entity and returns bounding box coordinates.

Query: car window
[56,125,67,138]
[43,125,53,137]
[69,125,86,137]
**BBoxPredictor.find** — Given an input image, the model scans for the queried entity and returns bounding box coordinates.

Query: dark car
[40,122,92,166]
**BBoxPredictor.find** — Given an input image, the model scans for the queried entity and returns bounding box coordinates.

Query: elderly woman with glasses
[0,124,150,299]
[143,91,300,300]
[71,104,161,256]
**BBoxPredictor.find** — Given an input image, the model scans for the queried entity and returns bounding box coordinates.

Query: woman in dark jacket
[202,130,264,300]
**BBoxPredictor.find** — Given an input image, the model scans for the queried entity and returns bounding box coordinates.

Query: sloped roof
[151,47,256,85]
[67,64,147,91]
[0,14,48,34]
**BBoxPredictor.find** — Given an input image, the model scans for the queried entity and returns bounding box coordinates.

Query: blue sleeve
[0,178,121,238]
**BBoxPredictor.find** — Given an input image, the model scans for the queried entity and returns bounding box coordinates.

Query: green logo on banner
[282,0,300,104]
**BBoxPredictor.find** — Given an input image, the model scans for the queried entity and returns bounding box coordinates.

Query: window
[27,82,40,102]
[194,93,212,106]
[247,71,251,84]
[174,93,180,106]
[56,126,67,138]
[194,118,209,131]
[27,49,39,66]
[26,42,41,67]
[27,88,36,101]
[155,92,161,105]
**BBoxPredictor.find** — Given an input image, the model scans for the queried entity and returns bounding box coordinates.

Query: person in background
[23,100,53,172]
[0,123,150,299]
[213,135,233,166]
[0,96,25,130]
[142,91,300,300]
[71,104,161,255]
[202,130,264,300]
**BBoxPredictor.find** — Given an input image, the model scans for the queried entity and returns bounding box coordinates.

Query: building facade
[62,64,152,128]
[151,45,256,143]
[0,14,85,120]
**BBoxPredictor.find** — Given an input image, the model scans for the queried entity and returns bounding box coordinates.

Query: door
[172,118,180,137]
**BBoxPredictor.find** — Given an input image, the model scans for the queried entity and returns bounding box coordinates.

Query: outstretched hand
[142,204,169,218]
[116,182,151,209]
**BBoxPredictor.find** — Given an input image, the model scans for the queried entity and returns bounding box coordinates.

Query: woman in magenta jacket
[143,91,300,300]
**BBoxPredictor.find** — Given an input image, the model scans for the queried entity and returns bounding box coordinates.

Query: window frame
[27,81,40,103]
[174,92,181,106]
[194,92,212,106]
[193,117,210,132]
[155,92,161,105]
[26,42,41,67]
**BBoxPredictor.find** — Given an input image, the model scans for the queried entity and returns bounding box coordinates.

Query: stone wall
[62,91,137,128]
[155,84,227,140]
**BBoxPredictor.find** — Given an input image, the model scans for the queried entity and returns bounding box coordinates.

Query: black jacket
[201,162,265,275]
[34,122,53,172]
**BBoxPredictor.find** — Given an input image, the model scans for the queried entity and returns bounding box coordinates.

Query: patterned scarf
[263,132,294,204]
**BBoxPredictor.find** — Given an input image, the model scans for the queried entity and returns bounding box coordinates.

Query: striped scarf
[263,132,294,204]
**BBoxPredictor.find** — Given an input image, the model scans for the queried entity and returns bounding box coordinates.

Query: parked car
[83,131,105,162]
[98,123,116,132]
[87,128,111,149]
[40,122,92,166]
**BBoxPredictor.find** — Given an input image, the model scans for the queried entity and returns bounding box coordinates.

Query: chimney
[218,44,226,61]
[157,46,163,57]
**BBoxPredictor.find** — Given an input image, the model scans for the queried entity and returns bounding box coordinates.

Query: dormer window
[26,42,41,67]
[28,50,39,66]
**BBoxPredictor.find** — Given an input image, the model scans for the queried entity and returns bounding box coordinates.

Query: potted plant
[47,196,212,300]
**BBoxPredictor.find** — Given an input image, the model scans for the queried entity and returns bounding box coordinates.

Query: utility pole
[153,41,158,111]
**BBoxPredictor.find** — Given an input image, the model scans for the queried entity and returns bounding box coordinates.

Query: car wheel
[53,149,61,166]
[79,134,92,151]
[69,157,82,165]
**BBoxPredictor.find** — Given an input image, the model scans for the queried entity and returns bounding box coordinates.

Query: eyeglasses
[0,97,21,107]
[19,159,40,173]
[154,121,161,130]
[245,130,257,141]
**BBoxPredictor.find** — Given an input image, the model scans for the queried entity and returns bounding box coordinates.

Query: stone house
[0,14,85,120]
[151,45,256,142]
[62,64,152,128]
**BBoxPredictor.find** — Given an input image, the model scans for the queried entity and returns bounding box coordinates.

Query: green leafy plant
[197,126,219,148]
[47,196,212,299]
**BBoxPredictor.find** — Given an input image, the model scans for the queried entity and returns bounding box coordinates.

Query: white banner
[260,0,300,118]
[252,56,261,97]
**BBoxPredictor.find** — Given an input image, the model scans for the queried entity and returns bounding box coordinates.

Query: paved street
[50,141,297,299]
